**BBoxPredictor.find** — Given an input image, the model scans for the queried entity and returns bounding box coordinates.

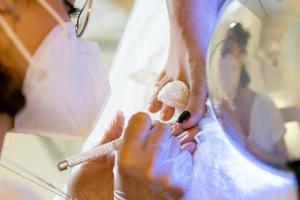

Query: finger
[147,98,162,113]
[0,1,10,11]
[84,112,125,166]
[181,141,197,154]
[160,105,175,121]
[148,77,170,113]
[119,113,153,176]
[123,112,153,144]
[100,111,125,145]
[155,70,166,82]
[177,127,199,144]
[145,122,171,146]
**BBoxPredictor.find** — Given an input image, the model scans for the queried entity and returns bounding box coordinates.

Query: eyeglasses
[75,0,93,37]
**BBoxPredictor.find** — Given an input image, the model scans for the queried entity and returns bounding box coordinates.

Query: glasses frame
[75,0,93,37]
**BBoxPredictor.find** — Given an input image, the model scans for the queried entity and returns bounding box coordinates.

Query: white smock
[249,94,286,154]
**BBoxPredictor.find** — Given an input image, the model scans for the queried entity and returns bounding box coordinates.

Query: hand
[67,112,125,200]
[117,112,193,200]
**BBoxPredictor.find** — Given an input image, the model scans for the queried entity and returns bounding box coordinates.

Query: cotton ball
[157,81,190,111]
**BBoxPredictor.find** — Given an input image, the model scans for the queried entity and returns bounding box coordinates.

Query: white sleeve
[264,96,286,145]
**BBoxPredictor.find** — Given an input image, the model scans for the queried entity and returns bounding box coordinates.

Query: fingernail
[161,112,169,121]
[177,131,189,143]
[160,112,166,121]
[147,104,153,111]
[176,111,191,123]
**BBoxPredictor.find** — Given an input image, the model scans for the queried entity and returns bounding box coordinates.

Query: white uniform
[249,94,286,154]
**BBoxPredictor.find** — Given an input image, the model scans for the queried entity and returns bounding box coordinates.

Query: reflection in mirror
[207,0,300,169]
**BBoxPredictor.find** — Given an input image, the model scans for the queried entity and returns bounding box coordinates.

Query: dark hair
[63,0,80,17]
[230,23,251,87]
[230,22,250,49]
[240,64,250,87]
[0,64,26,117]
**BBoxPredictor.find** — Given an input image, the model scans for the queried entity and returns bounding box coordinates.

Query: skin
[0,0,68,147]
[0,0,75,150]
[0,114,12,151]
[148,0,225,152]
[0,0,68,84]
[67,112,125,200]
[117,113,185,200]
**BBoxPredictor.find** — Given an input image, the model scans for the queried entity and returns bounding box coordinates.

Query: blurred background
[0,0,134,199]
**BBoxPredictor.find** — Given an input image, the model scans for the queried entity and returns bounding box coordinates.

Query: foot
[148,34,207,131]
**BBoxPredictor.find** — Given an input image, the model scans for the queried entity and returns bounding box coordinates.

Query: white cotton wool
[157,81,190,111]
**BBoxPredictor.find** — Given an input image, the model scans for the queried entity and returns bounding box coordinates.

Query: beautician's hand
[67,112,124,200]
[117,112,193,200]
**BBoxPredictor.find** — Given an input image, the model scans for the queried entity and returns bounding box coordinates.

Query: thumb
[179,70,208,130]
[100,111,125,145]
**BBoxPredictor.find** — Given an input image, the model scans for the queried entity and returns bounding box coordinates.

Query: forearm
[166,0,226,56]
